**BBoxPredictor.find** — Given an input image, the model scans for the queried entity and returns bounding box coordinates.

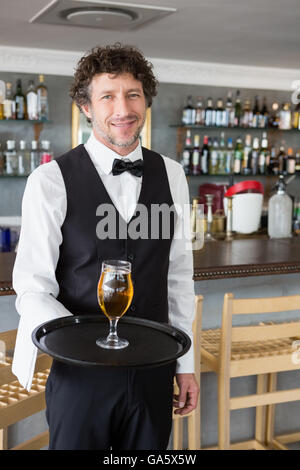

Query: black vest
[55,144,175,323]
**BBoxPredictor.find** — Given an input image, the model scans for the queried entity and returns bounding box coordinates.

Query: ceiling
[1,0,300,70]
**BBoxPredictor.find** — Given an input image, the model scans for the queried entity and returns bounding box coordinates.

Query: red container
[198,183,228,214]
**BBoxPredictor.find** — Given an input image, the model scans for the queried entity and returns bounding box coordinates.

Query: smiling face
[81,72,147,156]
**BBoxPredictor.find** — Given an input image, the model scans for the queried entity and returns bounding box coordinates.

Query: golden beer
[98,270,133,320]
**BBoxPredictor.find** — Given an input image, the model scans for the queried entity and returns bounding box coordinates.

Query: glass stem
[107,318,119,343]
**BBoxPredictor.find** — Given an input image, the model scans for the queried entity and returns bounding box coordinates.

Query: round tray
[32,315,191,368]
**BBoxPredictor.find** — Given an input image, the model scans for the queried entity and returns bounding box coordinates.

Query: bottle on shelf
[258,132,268,174]
[30,140,40,173]
[242,134,252,175]
[279,103,292,130]
[14,79,26,120]
[215,99,224,127]
[205,97,215,127]
[201,135,210,175]
[292,102,300,130]
[268,175,292,239]
[259,97,269,128]
[234,90,242,127]
[218,132,226,174]
[270,101,280,128]
[17,140,27,175]
[233,137,243,174]
[191,134,201,175]
[277,145,287,175]
[287,147,296,175]
[251,137,260,175]
[225,137,234,174]
[195,97,205,126]
[296,152,300,173]
[26,80,38,120]
[225,91,234,127]
[252,96,260,128]
[5,140,17,175]
[3,82,15,120]
[40,140,53,164]
[209,138,219,174]
[181,130,192,175]
[269,147,279,175]
[241,99,252,128]
[37,74,49,121]
[0,143,4,175]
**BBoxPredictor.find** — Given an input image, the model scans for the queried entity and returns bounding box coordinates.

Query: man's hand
[173,373,199,416]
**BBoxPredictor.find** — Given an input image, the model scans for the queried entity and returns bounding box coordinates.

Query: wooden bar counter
[1,236,300,294]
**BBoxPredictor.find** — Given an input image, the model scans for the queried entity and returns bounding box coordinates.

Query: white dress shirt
[12,132,195,391]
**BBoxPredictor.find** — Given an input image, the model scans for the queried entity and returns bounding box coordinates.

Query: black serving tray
[32,315,191,368]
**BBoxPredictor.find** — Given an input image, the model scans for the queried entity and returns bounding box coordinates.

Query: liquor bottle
[242,134,252,175]
[258,132,268,174]
[0,143,4,175]
[5,140,17,175]
[40,140,53,164]
[17,140,27,175]
[268,175,292,239]
[277,146,286,174]
[234,90,242,127]
[30,140,40,172]
[191,135,201,175]
[242,99,252,128]
[270,102,280,128]
[215,99,224,127]
[287,148,296,175]
[252,96,260,128]
[233,137,243,174]
[14,79,26,120]
[270,147,279,175]
[259,97,269,128]
[181,130,192,175]
[251,137,260,175]
[3,82,15,119]
[279,103,291,130]
[201,135,210,175]
[26,80,38,120]
[218,132,226,174]
[195,97,205,126]
[225,137,234,174]
[209,138,219,174]
[37,74,49,121]
[225,91,234,127]
[205,97,215,127]
[292,103,300,129]
[295,152,300,173]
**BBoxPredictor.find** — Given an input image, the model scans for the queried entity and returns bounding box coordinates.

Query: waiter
[12,43,198,450]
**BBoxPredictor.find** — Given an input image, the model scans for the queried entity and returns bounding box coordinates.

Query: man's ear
[81,103,92,120]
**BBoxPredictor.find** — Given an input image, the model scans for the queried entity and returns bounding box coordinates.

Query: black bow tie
[112,158,143,177]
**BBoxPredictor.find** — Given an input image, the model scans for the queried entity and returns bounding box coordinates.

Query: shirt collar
[85,131,143,175]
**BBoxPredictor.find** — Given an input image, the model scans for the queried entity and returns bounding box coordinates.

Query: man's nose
[114,96,131,117]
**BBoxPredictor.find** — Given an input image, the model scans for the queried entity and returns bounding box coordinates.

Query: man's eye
[129,94,140,98]
[102,95,111,100]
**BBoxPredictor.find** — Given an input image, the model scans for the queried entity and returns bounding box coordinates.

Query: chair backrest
[222,293,300,344]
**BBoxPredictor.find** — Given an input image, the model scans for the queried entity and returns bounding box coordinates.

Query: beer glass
[96,260,133,349]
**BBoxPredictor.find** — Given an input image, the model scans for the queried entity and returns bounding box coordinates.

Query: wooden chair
[0,329,52,450]
[201,293,300,450]
[172,294,202,450]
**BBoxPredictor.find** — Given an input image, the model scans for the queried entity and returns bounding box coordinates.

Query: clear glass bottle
[37,74,49,121]
[279,103,292,130]
[242,134,252,175]
[5,140,17,175]
[17,140,27,175]
[233,137,243,174]
[268,175,293,239]
[225,137,234,174]
[26,80,38,120]
[30,140,40,172]
[209,138,219,174]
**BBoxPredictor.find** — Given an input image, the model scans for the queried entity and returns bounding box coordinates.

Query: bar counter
[1,237,300,294]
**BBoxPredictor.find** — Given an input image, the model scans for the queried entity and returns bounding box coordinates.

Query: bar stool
[172,294,202,450]
[201,293,300,450]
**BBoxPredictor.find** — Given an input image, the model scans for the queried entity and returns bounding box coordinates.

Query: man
[12,43,198,450]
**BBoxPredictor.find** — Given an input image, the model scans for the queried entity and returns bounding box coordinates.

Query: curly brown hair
[70,43,158,108]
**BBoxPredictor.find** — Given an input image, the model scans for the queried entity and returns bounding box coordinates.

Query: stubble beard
[91,110,146,149]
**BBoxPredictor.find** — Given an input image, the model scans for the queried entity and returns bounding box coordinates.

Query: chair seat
[202,326,299,361]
